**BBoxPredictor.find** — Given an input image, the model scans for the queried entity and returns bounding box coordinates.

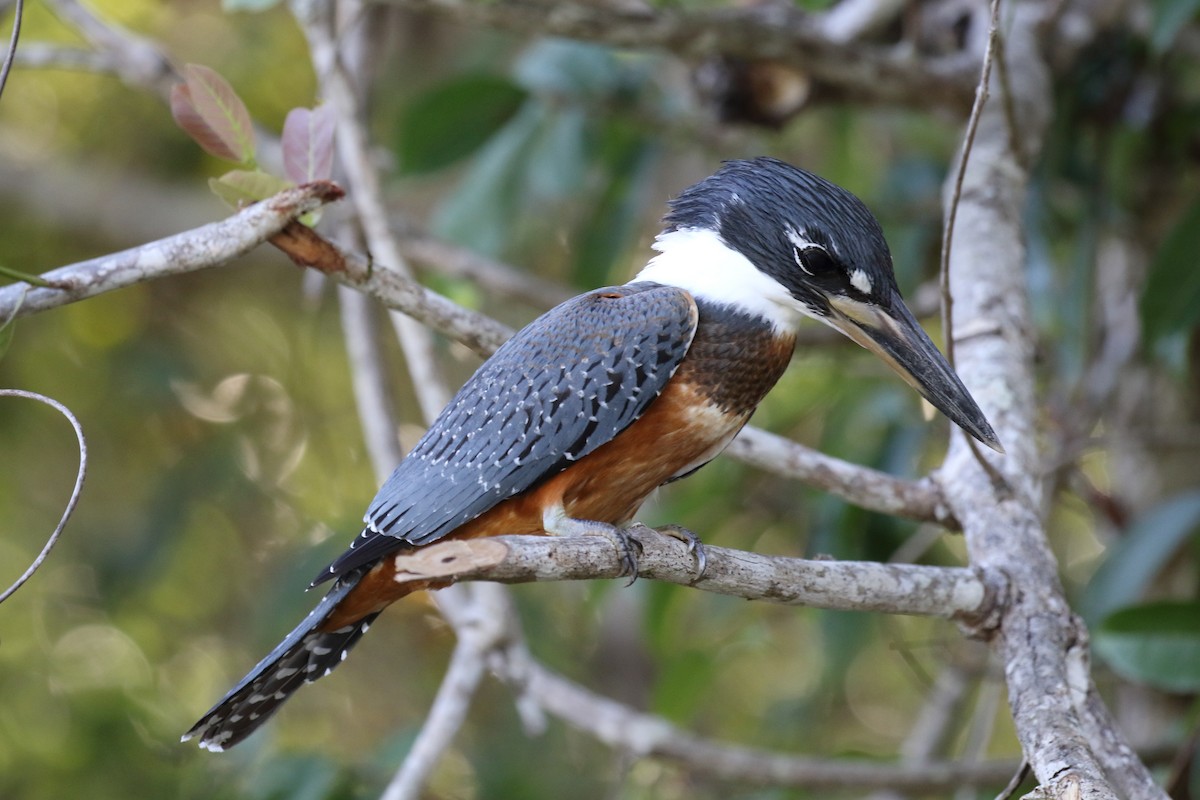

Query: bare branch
[935,3,1161,797]
[377,0,978,111]
[389,526,993,620]
[13,42,125,74]
[489,643,1021,791]
[0,389,86,604]
[379,633,487,800]
[728,426,954,526]
[816,0,905,44]
[44,0,175,96]
[295,0,452,422]
[398,234,574,311]
[0,182,344,321]
[339,284,406,473]
[0,0,23,101]
[429,583,1023,793]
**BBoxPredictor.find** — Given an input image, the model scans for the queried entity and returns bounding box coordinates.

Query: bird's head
[635,156,1002,452]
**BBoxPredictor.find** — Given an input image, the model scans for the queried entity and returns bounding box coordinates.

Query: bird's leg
[652,524,708,579]
[543,506,643,581]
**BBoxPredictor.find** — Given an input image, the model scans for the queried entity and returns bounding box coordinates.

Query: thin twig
[0,389,86,604]
[0,0,22,101]
[938,0,1010,485]
[994,761,1031,800]
[939,0,1002,369]
[954,677,1003,800]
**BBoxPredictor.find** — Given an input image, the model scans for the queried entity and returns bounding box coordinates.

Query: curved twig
[0,0,23,101]
[0,389,87,605]
[939,0,1002,369]
[939,0,1011,484]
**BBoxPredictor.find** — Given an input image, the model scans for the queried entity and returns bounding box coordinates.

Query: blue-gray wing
[313,282,697,584]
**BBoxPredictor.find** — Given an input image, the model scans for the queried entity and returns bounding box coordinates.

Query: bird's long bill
[824,293,1004,453]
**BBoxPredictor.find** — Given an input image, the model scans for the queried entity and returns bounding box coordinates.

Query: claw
[658,524,708,579]
[541,507,644,583]
[609,526,644,585]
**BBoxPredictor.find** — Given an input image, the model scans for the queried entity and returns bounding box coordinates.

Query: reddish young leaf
[181,64,256,165]
[282,104,336,184]
[171,83,243,163]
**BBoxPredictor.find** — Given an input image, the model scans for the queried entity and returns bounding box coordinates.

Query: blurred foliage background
[2,1,1200,798]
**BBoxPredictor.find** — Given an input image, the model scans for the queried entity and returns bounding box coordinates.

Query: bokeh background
[2,1,1199,798]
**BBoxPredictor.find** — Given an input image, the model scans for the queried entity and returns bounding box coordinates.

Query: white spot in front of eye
[849,268,872,295]
[784,224,810,251]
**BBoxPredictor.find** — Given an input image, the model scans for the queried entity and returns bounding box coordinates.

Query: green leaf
[397,74,527,175]
[571,132,659,287]
[1094,601,1200,692]
[431,103,545,255]
[513,39,632,98]
[1080,491,1200,624]
[1151,0,1200,54]
[208,169,293,208]
[1141,196,1200,342]
[173,64,256,165]
[525,105,588,200]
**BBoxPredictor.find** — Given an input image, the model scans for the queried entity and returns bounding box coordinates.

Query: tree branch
[934,4,1161,798]
[388,526,994,620]
[377,0,978,111]
[0,182,344,321]
[379,630,488,800]
[489,640,1021,791]
[728,426,954,526]
[296,0,452,422]
[44,0,176,97]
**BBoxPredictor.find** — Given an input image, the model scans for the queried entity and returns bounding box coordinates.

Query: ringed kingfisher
[184,157,1000,751]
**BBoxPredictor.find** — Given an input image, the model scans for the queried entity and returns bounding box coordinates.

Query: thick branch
[0,183,344,321]
[389,526,993,620]
[935,4,1160,798]
[379,0,977,111]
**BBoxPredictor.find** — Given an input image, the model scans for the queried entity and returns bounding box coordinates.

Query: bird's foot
[604,524,644,584]
[655,524,708,579]
[542,508,643,582]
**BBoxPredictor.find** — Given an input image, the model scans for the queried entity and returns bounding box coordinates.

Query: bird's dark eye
[794,245,837,277]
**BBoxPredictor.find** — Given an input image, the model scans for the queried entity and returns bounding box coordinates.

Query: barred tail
[182,570,378,751]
